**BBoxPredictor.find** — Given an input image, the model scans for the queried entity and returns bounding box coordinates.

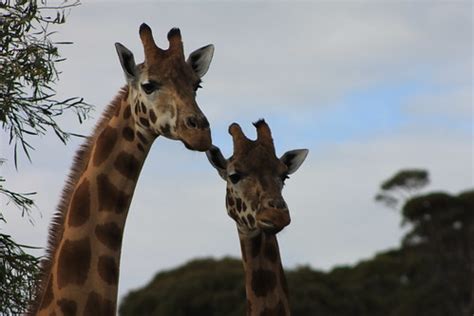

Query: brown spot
[50,312,57,316]
[242,202,247,212]
[57,299,77,316]
[114,152,140,181]
[149,109,157,123]
[227,195,235,207]
[241,216,249,226]
[247,214,255,227]
[93,126,118,166]
[160,123,170,136]
[251,268,277,297]
[57,238,91,289]
[235,198,242,212]
[134,104,139,115]
[123,105,131,119]
[137,143,145,152]
[97,174,131,214]
[136,131,148,145]
[140,102,147,114]
[68,179,90,227]
[264,240,278,262]
[228,208,238,221]
[39,275,54,309]
[122,126,134,141]
[95,222,122,251]
[84,291,115,316]
[98,255,119,285]
[139,117,150,127]
[251,233,262,258]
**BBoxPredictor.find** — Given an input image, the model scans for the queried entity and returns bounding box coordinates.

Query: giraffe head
[206,120,308,237]
[115,23,214,151]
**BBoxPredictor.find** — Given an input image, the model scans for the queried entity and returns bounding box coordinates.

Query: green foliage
[120,258,246,316]
[0,233,40,316]
[0,159,36,221]
[120,182,473,316]
[0,0,90,163]
[0,159,39,315]
[381,169,429,192]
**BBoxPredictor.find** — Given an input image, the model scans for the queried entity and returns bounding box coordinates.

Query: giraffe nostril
[186,116,198,129]
[186,115,209,130]
[275,200,287,209]
[266,199,287,210]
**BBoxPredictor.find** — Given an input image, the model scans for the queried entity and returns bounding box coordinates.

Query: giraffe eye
[141,81,160,94]
[229,173,242,184]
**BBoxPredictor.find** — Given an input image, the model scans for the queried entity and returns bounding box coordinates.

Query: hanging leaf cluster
[0,0,91,165]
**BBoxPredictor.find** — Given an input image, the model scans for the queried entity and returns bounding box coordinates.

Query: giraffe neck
[33,87,155,315]
[239,232,291,316]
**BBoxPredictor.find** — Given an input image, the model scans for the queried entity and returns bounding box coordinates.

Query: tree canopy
[120,182,473,316]
[375,169,429,209]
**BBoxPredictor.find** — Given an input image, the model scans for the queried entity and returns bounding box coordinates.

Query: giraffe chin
[182,139,211,152]
[180,134,212,152]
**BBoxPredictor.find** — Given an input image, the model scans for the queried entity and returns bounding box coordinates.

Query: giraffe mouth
[181,138,210,152]
[257,220,285,234]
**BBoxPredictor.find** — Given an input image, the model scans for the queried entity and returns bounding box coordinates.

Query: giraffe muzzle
[179,114,212,151]
[256,208,291,234]
[179,121,211,152]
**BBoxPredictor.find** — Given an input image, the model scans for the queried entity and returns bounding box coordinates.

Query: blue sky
[1,0,472,302]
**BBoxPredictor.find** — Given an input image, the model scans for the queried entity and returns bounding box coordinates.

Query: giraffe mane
[28,86,129,314]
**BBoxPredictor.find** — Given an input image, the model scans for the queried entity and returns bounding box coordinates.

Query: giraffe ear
[280,149,309,175]
[187,44,214,78]
[206,145,227,180]
[115,42,137,82]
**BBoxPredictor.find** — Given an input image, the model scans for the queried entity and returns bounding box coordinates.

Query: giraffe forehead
[230,146,286,176]
[145,56,198,85]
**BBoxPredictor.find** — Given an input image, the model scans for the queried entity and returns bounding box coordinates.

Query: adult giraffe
[29,23,215,315]
[206,120,308,316]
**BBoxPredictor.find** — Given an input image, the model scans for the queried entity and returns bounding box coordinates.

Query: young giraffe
[29,23,215,315]
[206,120,308,316]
